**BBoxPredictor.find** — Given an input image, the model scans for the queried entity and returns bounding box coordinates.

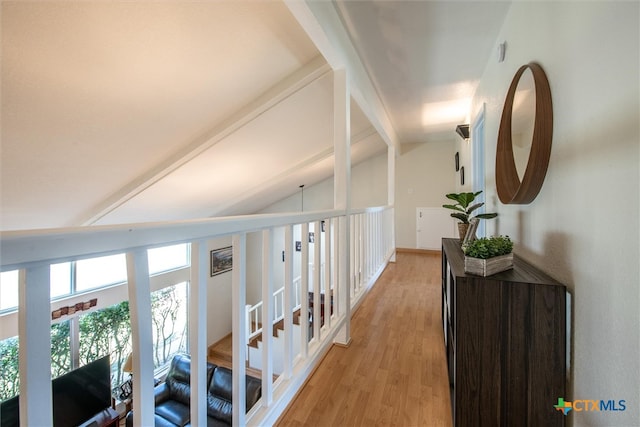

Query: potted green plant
[462,235,513,276]
[443,191,498,240]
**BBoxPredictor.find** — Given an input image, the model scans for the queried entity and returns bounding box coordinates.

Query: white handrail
[0,209,348,269]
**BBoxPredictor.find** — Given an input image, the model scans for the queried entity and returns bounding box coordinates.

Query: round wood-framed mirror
[496,62,553,204]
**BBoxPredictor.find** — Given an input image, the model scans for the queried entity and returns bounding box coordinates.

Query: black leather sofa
[126,354,261,427]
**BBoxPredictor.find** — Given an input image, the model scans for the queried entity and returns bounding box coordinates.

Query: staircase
[207,334,265,380]
[247,292,333,374]
[207,291,332,379]
[248,308,303,349]
[247,308,303,375]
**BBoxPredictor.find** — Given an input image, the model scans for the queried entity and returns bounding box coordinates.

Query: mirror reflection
[511,68,535,179]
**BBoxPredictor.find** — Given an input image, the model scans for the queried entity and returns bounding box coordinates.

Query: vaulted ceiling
[1,1,510,232]
[334,1,511,142]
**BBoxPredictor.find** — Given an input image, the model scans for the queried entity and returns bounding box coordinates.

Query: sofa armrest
[154,382,171,405]
[245,376,262,409]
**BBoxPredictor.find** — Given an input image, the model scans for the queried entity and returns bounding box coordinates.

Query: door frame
[471,104,487,238]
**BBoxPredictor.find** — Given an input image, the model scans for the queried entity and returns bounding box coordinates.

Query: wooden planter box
[464,253,514,276]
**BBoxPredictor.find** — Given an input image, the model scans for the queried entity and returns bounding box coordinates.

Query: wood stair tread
[248,308,302,348]
[207,334,273,380]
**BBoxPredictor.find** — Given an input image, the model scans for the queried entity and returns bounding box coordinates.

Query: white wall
[394,140,458,248]
[472,3,639,425]
[206,236,233,345]
[351,152,388,209]
[260,151,388,214]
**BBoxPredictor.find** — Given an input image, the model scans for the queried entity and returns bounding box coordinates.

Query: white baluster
[126,249,155,427]
[189,241,208,426]
[323,219,332,328]
[261,229,274,407]
[300,222,309,358]
[313,221,321,340]
[283,224,294,379]
[19,265,52,427]
[231,234,247,427]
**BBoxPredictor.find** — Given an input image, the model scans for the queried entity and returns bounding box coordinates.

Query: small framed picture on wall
[210,246,233,277]
[460,166,465,185]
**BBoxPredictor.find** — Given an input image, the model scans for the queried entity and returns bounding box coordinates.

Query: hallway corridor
[276,251,452,427]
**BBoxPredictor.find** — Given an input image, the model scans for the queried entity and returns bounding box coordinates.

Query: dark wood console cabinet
[442,238,567,426]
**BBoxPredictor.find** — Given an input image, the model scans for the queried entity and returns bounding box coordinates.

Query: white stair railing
[246,301,262,342]
[246,276,303,344]
[248,258,335,346]
[2,205,395,427]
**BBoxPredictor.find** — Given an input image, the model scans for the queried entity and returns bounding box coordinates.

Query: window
[148,243,189,275]
[1,263,74,310]
[50,262,72,299]
[76,254,127,292]
[151,282,188,368]
[0,243,191,398]
[0,270,19,311]
[0,308,131,401]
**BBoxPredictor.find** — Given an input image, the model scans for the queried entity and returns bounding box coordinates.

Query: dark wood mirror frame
[496,62,553,204]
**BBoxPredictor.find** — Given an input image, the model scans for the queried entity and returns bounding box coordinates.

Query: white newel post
[126,249,155,427]
[189,241,208,426]
[232,234,247,427]
[19,265,52,427]
[333,67,351,346]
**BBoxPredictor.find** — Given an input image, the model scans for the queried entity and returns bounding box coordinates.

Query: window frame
[0,243,192,401]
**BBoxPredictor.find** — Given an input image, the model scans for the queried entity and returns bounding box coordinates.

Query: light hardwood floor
[276,252,452,427]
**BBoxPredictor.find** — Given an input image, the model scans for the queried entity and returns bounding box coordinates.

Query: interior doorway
[416,207,457,250]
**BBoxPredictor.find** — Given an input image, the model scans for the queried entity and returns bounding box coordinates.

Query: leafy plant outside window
[0,337,19,401]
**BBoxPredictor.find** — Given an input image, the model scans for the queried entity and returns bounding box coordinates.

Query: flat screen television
[0,355,112,427]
